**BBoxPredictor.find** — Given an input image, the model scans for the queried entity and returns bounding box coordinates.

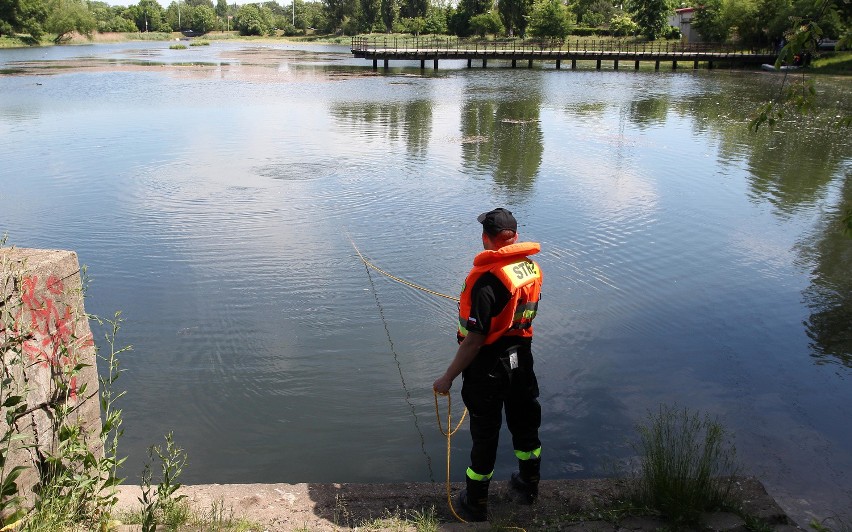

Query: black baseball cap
[478,208,517,236]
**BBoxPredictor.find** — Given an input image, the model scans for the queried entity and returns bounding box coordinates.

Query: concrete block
[1,248,102,508]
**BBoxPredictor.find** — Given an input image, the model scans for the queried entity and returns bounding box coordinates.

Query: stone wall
[0,248,102,507]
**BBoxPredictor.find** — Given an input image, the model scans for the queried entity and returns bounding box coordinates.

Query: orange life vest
[457,242,543,346]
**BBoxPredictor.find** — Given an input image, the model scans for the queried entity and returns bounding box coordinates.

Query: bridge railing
[351,36,773,56]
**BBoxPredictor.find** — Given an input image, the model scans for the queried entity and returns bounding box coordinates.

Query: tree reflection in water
[674,74,851,368]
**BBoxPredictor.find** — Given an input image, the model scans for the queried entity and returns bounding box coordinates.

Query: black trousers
[461,345,541,477]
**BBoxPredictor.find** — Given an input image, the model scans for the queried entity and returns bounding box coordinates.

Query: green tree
[361,0,381,31]
[400,14,425,33]
[498,0,533,36]
[692,0,727,41]
[302,0,327,29]
[581,0,616,26]
[45,0,95,42]
[469,9,503,36]
[400,0,426,18]
[459,0,491,17]
[189,3,217,31]
[235,3,274,34]
[626,0,672,40]
[609,10,637,35]
[423,4,446,33]
[129,0,167,32]
[90,2,138,32]
[527,0,573,39]
[572,0,614,25]
[0,0,48,39]
[718,0,757,44]
[380,0,397,31]
[261,0,286,16]
[450,0,492,35]
[323,0,356,32]
[215,0,228,17]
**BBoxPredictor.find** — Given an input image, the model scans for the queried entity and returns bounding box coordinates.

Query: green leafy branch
[750,0,850,131]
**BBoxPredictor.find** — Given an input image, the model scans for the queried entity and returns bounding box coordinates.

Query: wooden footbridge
[351,37,777,71]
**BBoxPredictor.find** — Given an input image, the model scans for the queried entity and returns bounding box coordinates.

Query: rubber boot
[510,457,540,504]
[457,476,489,522]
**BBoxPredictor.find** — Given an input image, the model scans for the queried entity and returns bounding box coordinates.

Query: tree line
[1,0,848,46]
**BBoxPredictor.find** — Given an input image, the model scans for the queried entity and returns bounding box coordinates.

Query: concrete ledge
[113,477,796,531]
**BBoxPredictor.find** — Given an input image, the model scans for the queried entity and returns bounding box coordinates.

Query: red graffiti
[17,275,83,400]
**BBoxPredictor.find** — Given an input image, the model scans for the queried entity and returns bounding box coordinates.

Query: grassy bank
[810,51,852,74]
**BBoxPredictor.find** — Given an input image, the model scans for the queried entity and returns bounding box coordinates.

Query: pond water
[1,40,850,525]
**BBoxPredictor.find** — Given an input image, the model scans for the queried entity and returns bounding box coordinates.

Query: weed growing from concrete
[630,404,739,526]
[408,505,439,531]
[138,431,188,531]
[810,515,852,532]
[196,498,263,531]
[349,505,440,532]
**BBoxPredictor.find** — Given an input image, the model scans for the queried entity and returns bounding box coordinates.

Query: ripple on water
[254,161,336,181]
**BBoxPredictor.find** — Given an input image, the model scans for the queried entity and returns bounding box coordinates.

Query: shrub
[571,26,599,36]
[609,12,638,37]
[528,0,574,39]
[631,405,740,526]
[469,11,503,39]
[666,25,682,40]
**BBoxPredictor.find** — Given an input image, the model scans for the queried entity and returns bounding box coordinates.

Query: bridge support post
[571,59,576,69]
[614,59,619,70]
[556,59,561,69]
[434,58,438,70]
[672,60,677,70]
[512,59,517,68]
[373,59,377,70]
[693,60,699,69]
[384,59,389,70]
[634,60,640,70]
[420,59,425,69]
[528,59,533,68]
[483,59,487,68]
[467,59,472,68]
[654,60,660,70]
[596,59,601,70]
[708,60,714,69]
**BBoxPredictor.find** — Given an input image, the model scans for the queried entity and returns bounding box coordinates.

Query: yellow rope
[346,232,460,302]
[434,390,468,524]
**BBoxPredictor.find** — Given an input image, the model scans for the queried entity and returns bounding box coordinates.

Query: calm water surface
[1,41,850,524]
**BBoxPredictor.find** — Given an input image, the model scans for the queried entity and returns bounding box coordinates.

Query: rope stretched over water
[346,233,460,303]
[348,230,435,483]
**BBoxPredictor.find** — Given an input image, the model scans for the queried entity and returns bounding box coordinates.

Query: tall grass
[631,405,739,525]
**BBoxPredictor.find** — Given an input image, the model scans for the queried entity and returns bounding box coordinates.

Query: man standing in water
[433,208,543,522]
